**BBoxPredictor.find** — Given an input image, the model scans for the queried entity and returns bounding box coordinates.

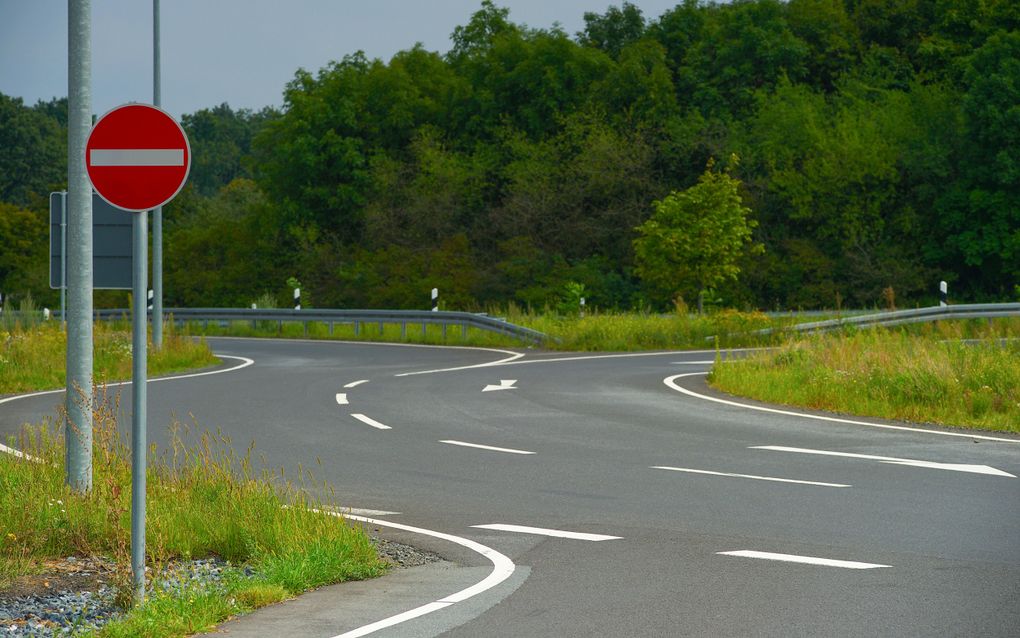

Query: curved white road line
[393,351,524,377]
[0,355,254,458]
[329,513,516,638]
[0,354,254,409]
[664,372,1020,444]
[397,348,745,377]
[202,335,524,379]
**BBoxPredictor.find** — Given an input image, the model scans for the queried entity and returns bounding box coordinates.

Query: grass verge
[0,396,386,636]
[169,308,798,351]
[0,321,218,395]
[708,320,1020,433]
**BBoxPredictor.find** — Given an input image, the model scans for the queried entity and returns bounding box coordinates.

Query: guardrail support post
[401,322,406,339]
[354,321,359,337]
[442,323,447,340]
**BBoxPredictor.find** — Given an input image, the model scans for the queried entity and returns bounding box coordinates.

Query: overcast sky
[1,1,681,119]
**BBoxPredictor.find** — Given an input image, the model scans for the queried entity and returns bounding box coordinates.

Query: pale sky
[0,1,682,119]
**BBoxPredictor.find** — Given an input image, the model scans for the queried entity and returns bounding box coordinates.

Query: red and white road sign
[85,103,191,212]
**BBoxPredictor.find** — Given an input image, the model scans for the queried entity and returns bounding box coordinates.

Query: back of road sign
[50,192,132,289]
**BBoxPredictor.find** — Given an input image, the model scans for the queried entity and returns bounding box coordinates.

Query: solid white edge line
[664,372,1020,444]
[439,440,535,455]
[0,354,253,407]
[471,523,622,541]
[336,393,349,405]
[0,355,254,462]
[394,351,525,377]
[651,466,850,488]
[329,513,516,638]
[340,508,401,517]
[717,550,890,569]
[351,414,392,431]
[396,348,759,378]
[344,380,369,388]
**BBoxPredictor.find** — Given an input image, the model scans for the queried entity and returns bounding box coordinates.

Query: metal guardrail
[762,303,1020,335]
[92,307,549,346]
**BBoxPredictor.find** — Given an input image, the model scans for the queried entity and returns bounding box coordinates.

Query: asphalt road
[3,337,1019,637]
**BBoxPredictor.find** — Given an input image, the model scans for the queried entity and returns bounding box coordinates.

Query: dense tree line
[2,0,1018,312]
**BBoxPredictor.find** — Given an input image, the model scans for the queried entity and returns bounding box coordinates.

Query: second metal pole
[131,210,148,603]
[152,0,163,348]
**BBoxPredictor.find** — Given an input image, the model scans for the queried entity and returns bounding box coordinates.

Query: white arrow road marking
[652,466,850,488]
[482,379,517,392]
[344,380,369,388]
[335,393,349,405]
[351,414,391,430]
[471,523,622,542]
[753,445,1016,478]
[89,148,184,166]
[439,440,534,455]
[717,550,890,569]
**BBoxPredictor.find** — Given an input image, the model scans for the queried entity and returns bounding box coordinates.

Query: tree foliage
[633,159,759,306]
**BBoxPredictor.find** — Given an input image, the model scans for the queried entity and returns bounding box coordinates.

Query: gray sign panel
[50,191,134,289]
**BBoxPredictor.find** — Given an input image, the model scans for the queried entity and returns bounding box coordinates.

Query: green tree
[633,159,759,310]
[933,30,1020,296]
[0,201,47,296]
[182,103,277,196]
[0,94,66,205]
[577,2,646,59]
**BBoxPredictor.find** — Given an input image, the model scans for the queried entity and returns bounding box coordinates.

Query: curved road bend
[2,337,1018,637]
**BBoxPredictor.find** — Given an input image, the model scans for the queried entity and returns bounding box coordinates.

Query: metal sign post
[66,0,94,495]
[130,210,148,603]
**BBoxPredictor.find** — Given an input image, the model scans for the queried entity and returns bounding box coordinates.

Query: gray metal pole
[152,0,163,348]
[131,211,148,603]
[60,191,67,327]
[66,0,93,493]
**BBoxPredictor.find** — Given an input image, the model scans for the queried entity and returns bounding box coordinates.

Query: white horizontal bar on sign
[472,523,622,541]
[717,550,890,569]
[90,148,184,166]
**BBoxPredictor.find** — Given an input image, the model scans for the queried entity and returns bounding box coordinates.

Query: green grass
[0,321,219,395]
[173,316,521,349]
[516,309,793,351]
[0,404,386,636]
[175,308,798,351]
[708,320,1020,433]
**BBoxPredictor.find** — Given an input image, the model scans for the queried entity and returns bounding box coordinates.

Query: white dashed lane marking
[471,523,622,542]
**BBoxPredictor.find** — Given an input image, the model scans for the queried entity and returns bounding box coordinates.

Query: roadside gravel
[0,537,440,637]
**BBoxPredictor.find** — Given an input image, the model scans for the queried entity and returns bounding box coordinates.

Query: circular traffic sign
[85,103,191,212]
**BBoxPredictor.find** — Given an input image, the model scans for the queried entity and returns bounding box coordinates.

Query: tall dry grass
[709,320,1020,432]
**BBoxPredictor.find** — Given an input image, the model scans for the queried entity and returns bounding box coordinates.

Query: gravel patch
[1,540,439,636]
[371,536,444,568]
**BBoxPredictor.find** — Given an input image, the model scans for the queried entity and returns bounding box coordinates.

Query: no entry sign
[85,103,191,212]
